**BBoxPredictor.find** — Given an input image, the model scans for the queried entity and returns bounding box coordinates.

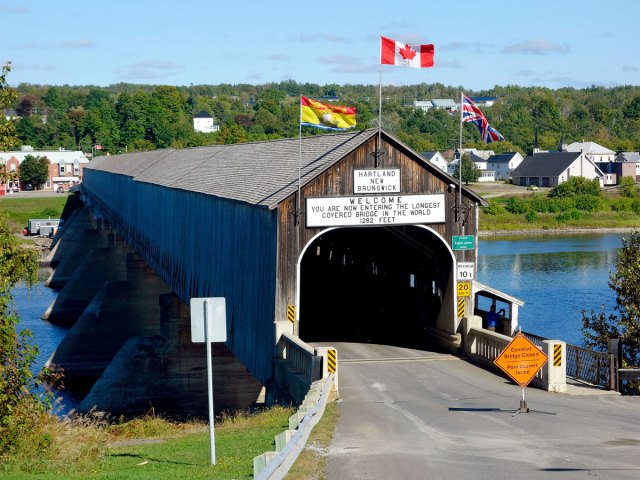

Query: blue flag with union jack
[461,95,505,143]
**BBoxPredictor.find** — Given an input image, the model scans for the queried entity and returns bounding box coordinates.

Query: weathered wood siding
[82,170,278,385]
[275,134,479,323]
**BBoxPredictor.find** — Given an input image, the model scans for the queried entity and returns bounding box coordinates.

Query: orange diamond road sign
[494,333,548,388]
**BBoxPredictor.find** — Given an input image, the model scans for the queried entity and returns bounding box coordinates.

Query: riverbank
[479,226,639,237]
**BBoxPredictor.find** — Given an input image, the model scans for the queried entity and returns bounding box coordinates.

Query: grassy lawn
[0,195,70,232]
[0,407,295,480]
[479,210,640,232]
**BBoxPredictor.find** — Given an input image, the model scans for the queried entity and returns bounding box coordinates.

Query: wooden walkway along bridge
[43,128,552,416]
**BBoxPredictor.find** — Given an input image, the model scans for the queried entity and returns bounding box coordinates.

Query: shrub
[611,199,634,212]
[632,199,640,215]
[552,197,577,212]
[504,197,530,214]
[526,211,538,223]
[529,195,553,213]
[550,177,601,197]
[619,177,638,198]
[574,194,602,212]
[482,202,506,215]
[556,208,582,222]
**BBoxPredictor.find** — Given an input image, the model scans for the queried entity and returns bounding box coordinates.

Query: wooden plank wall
[82,170,279,385]
[275,135,479,327]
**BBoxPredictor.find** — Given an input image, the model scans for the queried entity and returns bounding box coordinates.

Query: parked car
[527,185,538,191]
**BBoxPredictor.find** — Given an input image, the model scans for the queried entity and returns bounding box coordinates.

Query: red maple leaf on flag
[399,44,416,60]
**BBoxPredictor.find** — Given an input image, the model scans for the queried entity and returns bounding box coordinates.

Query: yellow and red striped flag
[300,95,356,131]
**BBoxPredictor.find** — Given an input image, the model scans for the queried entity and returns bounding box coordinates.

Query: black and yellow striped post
[457,298,465,319]
[287,304,295,324]
[327,348,337,374]
[553,343,562,367]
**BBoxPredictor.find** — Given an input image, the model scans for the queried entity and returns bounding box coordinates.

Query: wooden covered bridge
[44,128,521,415]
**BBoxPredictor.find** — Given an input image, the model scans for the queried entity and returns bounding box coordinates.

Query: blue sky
[2,0,639,90]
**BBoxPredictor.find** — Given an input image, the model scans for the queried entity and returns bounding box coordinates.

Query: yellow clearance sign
[494,333,548,388]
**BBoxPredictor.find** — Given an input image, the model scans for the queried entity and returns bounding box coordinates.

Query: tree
[0,62,17,150]
[582,232,640,393]
[549,176,601,198]
[619,176,638,198]
[0,213,39,452]
[18,155,49,189]
[453,154,480,184]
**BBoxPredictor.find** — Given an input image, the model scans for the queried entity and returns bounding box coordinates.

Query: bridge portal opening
[299,226,453,349]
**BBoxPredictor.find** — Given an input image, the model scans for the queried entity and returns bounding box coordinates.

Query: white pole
[204,300,216,465]
[298,95,303,220]
[459,91,464,230]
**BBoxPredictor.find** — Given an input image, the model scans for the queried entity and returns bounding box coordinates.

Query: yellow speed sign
[457,281,471,297]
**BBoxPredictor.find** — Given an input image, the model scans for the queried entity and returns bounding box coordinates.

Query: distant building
[468,96,497,107]
[511,151,604,188]
[0,146,89,191]
[564,141,615,162]
[595,151,640,185]
[193,110,220,133]
[413,99,459,113]
[420,151,448,172]
[486,152,524,180]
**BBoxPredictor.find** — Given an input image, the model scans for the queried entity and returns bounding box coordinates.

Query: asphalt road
[319,343,640,480]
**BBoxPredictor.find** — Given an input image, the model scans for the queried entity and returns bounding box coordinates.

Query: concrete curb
[253,373,335,480]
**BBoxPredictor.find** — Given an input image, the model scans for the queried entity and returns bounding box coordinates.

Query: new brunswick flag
[300,95,356,131]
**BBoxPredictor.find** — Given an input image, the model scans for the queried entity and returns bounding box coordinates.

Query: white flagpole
[459,91,464,228]
[377,36,383,167]
[298,95,303,225]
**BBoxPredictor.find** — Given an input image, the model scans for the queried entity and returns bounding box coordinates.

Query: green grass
[0,406,295,480]
[0,196,70,231]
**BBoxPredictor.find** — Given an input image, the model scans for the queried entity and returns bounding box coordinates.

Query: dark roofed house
[486,152,523,180]
[511,151,604,188]
[193,110,220,133]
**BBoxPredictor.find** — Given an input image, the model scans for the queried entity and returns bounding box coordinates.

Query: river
[477,232,626,346]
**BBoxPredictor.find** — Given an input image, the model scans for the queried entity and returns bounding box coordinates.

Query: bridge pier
[77,293,264,417]
[42,230,129,325]
[47,252,171,383]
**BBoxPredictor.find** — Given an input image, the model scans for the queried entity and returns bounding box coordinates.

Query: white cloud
[118,60,181,80]
[502,39,570,55]
[0,5,29,13]
[623,65,639,72]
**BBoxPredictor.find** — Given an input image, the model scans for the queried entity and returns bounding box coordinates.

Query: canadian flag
[380,35,434,68]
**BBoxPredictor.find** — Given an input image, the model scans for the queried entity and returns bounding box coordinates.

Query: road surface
[320,343,640,480]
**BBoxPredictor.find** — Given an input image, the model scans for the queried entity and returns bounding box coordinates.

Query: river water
[477,232,626,346]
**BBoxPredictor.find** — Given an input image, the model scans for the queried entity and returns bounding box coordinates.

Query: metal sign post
[190,297,227,466]
[204,299,215,465]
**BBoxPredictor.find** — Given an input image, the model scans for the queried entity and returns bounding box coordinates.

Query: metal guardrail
[521,331,616,390]
[277,332,322,384]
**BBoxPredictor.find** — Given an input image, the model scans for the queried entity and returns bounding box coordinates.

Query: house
[564,141,616,162]
[420,151,448,172]
[468,96,497,107]
[595,151,640,186]
[431,99,458,112]
[193,110,220,133]
[413,99,459,113]
[448,152,496,182]
[486,152,524,180]
[511,151,605,188]
[0,146,89,191]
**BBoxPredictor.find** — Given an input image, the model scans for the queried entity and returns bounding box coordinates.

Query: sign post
[190,297,227,465]
[494,333,548,415]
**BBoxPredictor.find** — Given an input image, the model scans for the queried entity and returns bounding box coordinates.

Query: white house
[486,152,524,180]
[193,110,220,133]
[564,141,615,162]
[420,151,448,172]
[511,151,605,188]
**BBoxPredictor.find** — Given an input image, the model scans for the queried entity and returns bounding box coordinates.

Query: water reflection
[478,233,624,346]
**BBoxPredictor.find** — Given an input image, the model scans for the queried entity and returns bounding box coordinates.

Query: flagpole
[297,95,303,226]
[458,91,464,230]
[377,39,383,168]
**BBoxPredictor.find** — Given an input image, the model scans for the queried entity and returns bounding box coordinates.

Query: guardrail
[277,332,322,386]
[521,331,616,390]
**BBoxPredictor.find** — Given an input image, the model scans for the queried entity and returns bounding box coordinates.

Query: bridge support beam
[47,252,171,382]
[42,231,129,325]
[77,294,264,417]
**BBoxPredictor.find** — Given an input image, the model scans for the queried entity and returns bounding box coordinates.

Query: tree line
[5,80,640,156]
